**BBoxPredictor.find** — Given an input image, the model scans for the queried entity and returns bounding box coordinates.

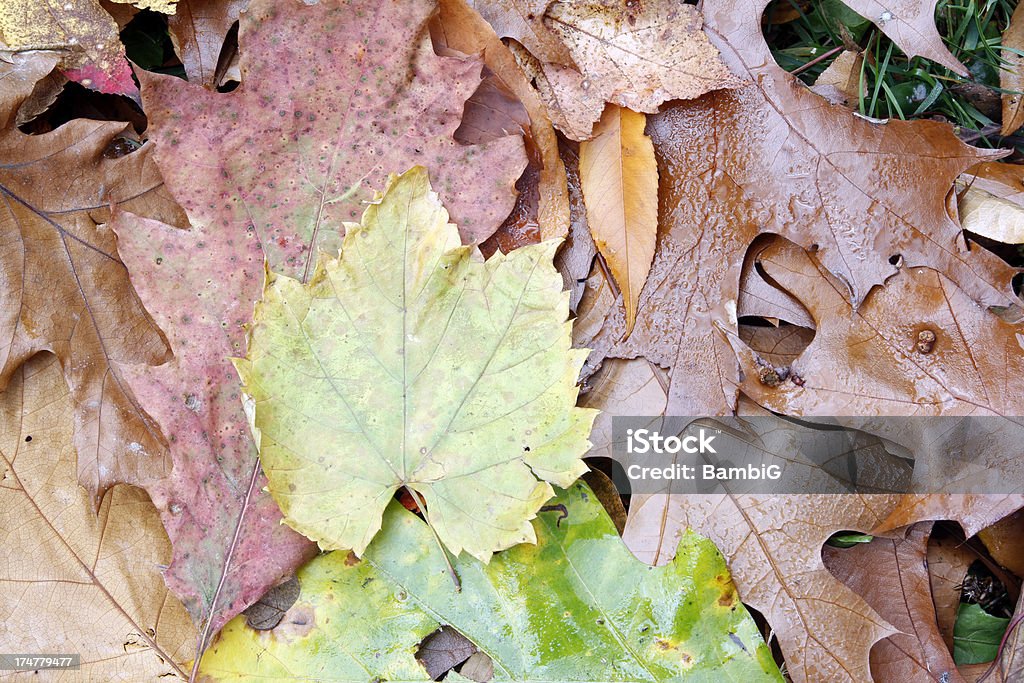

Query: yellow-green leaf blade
[199,483,784,681]
[236,167,595,561]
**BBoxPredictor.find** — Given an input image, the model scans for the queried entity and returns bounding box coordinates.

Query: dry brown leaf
[553,139,596,312]
[928,530,977,653]
[534,0,741,139]
[958,162,1024,244]
[468,0,575,67]
[1001,593,1024,682]
[1001,1,1024,136]
[737,236,816,328]
[823,523,963,682]
[432,0,570,241]
[811,49,864,106]
[167,0,246,88]
[732,239,1024,417]
[0,0,170,95]
[977,508,1024,577]
[0,354,195,680]
[624,492,901,682]
[0,52,189,502]
[582,356,894,681]
[738,324,815,368]
[579,105,658,335]
[575,0,1016,417]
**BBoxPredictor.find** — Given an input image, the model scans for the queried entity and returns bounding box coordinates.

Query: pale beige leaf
[579,105,658,335]
[0,354,195,681]
[537,0,741,139]
[811,49,864,106]
[958,162,1024,244]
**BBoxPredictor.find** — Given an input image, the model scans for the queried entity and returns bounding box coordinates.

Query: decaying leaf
[528,0,741,139]
[823,523,963,682]
[0,354,195,681]
[167,0,246,88]
[552,139,597,312]
[142,0,527,283]
[575,0,1017,416]
[0,0,175,96]
[467,0,576,67]
[929,529,977,653]
[431,0,571,242]
[842,0,967,75]
[625,492,901,682]
[733,239,1024,417]
[978,508,1024,577]
[0,51,188,502]
[958,161,1024,244]
[1001,1,1024,136]
[234,168,595,561]
[111,205,315,649]
[199,484,783,681]
[811,49,864,106]
[579,105,658,336]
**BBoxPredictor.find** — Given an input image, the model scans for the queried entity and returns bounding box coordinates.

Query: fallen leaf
[575,0,1016,416]
[929,528,977,652]
[1001,1,1024,136]
[531,0,741,139]
[958,162,1024,244]
[811,49,864,106]
[243,576,300,631]
[552,139,597,312]
[579,104,658,335]
[234,168,595,561]
[843,0,967,75]
[732,239,1024,417]
[0,51,188,502]
[737,237,816,328]
[467,0,576,67]
[1001,595,1024,681]
[111,205,316,652]
[624,492,900,682]
[976,508,1024,577]
[0,354,195,681]
[141,0,527,283]
[823,522,963,682]
[167,0,246,88]
[417,627,477,680]
[431,0,571,241]
[0,0,174,96]
[954,603,1010,664]
[199,484,783,680]
[738,323,815,368]
[14,66,67,126]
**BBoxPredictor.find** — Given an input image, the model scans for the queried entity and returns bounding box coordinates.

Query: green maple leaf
[198,483,784,681]
[234,167,595,561]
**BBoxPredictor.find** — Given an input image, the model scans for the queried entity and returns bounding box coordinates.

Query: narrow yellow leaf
[1001,2,1024,136]
[579,105,659,336]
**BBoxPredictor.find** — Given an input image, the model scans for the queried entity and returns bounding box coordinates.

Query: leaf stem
[403,486,461,592]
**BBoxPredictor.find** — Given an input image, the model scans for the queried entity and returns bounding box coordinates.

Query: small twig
[792,45,846,76]
[404,486,461,592]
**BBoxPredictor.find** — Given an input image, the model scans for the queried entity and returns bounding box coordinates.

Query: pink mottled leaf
[140,0,527,282]
[111,207,316,651]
